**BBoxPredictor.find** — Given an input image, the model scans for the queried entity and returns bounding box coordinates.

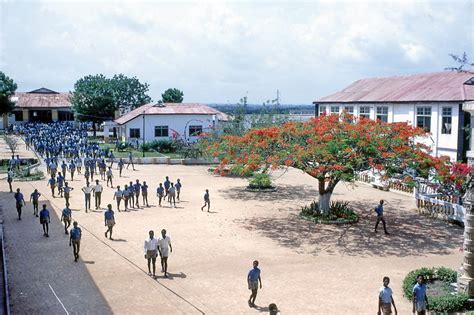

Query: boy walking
[144,230,158,278]
[81,182,94,212]
[104,204,115,240]
[69,221,82,262]
[247,260,262,307]
[61,206,72,234]
[114,186,123,211]
[94,179,103,209]
[157,183,164,207]
[14,188,26,220]
[378,276,397,315]
[158,229,172,277]
[175,179,182,201]
[413,275,429,315]
[63,182,74,207]
[374,199,389,234]
[39,204,51,237]
[30,189,41,217]
[201,189,210,212]
[142,181,149,207]
[106,167,113,187]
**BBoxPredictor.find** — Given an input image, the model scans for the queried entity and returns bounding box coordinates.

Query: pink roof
[317,71,474,103]
[13,91,72,108]
[115,103,227,125]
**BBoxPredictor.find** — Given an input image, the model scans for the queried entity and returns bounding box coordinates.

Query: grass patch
[300,200,359,224]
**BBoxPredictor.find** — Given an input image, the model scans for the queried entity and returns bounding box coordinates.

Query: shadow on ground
[236,198,463,257]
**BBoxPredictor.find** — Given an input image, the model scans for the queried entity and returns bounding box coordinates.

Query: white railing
[415,191,465,224]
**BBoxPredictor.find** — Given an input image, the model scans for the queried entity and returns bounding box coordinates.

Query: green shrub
[140,142,153,152]
[429,293,468,313]
[248,173,274,189]
[402,267,469,313]
[230,165,253,177]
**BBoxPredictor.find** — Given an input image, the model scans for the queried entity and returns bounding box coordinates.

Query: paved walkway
[0,137,464,313]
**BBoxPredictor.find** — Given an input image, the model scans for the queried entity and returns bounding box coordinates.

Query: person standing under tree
[30,189,41,217]
[247,260,262,308]
[144,230,158,278]
[374,199,389,234]
[378,276,397,315]
[158,229,172,277]
[104,204,115,240]
[14,188,26,220]
[61,206,72,235]
[7,168,14,193]
[201,189,210,212]
[39,204,51,237]
[69,221,82,262]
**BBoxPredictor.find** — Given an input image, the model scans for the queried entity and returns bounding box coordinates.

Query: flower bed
[299,200,358,224]
[402,267,470,313]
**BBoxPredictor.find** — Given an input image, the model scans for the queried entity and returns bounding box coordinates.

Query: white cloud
[0,0,472,103]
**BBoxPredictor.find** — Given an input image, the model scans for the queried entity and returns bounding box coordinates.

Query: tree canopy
[161,88,184,103]
[0,71,18,116]
[202,113,468,212]
[70,74,152,124]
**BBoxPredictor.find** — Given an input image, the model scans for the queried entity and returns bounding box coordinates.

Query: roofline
[313,100,473,104]
[115,112,219,125]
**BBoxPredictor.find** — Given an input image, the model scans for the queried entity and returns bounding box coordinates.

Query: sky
[0,0,473,104]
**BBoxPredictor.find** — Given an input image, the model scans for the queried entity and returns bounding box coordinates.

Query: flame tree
[202,113,456,213]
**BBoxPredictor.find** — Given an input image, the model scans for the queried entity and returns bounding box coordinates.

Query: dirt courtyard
[0,158,463,314]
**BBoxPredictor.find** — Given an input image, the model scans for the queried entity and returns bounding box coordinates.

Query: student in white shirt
[144,230,158,278]
[378,276,397,315]
[94,180,103,209]
[81,182,94,212]
[113,186,123,211]
[158,229,172,277]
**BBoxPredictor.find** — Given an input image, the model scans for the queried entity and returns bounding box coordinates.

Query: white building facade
[315,71,474,162]
[110,103,227,143]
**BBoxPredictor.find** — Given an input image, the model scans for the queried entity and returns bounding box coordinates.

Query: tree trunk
[2,114,8,130]
[319,192,332,214]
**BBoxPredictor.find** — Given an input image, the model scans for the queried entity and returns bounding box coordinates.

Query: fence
[415,191,465,224]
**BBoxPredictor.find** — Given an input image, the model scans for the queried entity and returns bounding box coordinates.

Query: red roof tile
[13,91,71,108]
[115,103,227,125]
[316,71,474,103]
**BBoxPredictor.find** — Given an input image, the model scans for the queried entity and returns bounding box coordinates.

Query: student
[68,161,76,181]
[47,175,56,197]
[63,182,74,208]
[168,183,176,207]
[84,168,90,183]
[142,181,149,207]
[94,179,103,210]
[57,172,65,197]
[75,157,82,174]
[126,151,135,170]
[7,168,14,193]
[118,158,124,177]
[157,183,164,207]
[114,186,123,211]
[61,161,67,178]
[175,179,182,201]
[69,221,82,262]
[14,188,26,220]
[123,185,130,211]
[378,276,397,315]
[247,260,262,308]
[81,182,94,212]
[133,180,141,207]
[61,206,72,234]
[106,167,114,187]
[128,181,135,208]
[163,176,170,197]
[104,204,115,240]
[374,199,389,234]
[157,229,172,277]
[201,189,210,212]
[413,275,429,315]
[39,204,51,237]
[30,189,41,217]
[144,230,158,278]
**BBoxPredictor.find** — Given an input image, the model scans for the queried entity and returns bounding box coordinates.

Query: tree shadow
[236,198,463,257]
[219,184,334,202]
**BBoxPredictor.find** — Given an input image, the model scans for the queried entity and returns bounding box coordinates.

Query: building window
[154,126,169,137]
[359,106,370,119]
[330,106,340,114]
[14,111,23,122]
[416,106,432,132]
[129,128,140,138]
[376,106,389,123]
[58,111,74,121]
[343,106,354,114]
[441,107,452,134]
[189,125,202,136]
[319,105,326,116]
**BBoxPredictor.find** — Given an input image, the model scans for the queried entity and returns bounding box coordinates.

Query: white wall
[123,114,218,143]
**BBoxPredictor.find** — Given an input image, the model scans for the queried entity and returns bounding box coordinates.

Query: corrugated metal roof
[316,71,474,103]
[115,103,227,125]
[14,91,71,108]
